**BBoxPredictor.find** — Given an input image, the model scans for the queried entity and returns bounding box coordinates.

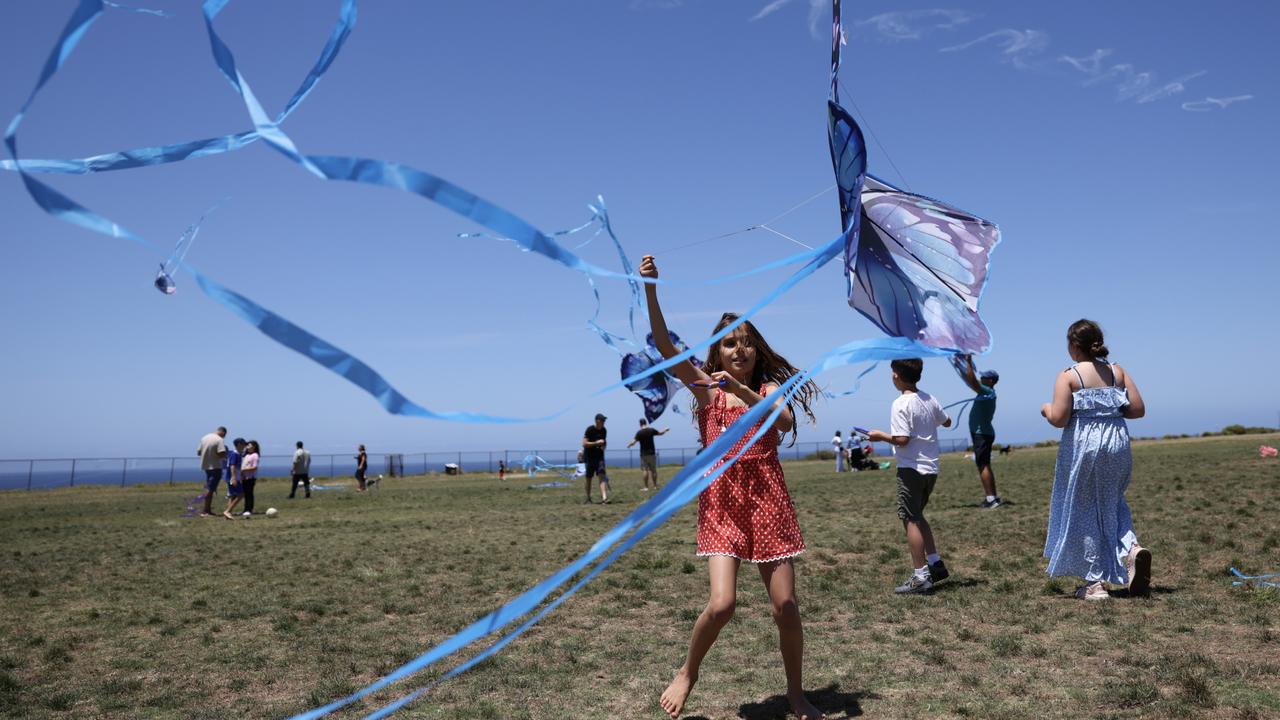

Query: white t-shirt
[889,391,950,475]
[831,435,843,450]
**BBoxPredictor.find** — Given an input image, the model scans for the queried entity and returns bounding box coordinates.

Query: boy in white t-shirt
[867,358,953,594]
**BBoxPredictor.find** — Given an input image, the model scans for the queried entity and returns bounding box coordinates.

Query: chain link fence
[0,437,972,491]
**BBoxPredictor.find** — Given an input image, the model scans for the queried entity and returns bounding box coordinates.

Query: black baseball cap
[595,413,607,421]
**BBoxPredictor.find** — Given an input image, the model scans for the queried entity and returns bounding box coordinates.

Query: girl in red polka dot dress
[639,255,825,720]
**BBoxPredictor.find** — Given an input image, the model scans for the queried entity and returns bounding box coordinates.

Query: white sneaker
[894,572,933,594]
[1074,582,1108,600]
[242,511,251,518]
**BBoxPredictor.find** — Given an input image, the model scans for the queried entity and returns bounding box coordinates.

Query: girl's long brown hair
[697,313,820,446]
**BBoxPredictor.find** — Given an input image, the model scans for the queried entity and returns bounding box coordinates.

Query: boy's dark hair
[891,358,924,384]
[639,419,648,426]
[296,441,304,449]
[1067,319,1109,359]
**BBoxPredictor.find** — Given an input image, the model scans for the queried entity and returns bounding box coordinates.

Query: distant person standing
[222,438,246,519]
[582,414,611,504]
[197,426,228,517]
[831,430,845,473]
[628,419,670,491]
[497,460,507,482]
[957,356,1002,508]
[289,441,312,499]
[355,445,368,491]
[240,440,260,516]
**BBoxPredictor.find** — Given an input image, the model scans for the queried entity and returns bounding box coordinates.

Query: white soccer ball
[265,507,278,518]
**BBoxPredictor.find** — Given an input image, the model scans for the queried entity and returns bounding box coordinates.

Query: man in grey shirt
[197,426,228,517]
[289,441,312,499]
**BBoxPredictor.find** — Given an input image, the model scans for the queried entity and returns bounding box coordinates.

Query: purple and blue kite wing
[849,176,999,353]
[827,99,867,236]
[828,0,998,354]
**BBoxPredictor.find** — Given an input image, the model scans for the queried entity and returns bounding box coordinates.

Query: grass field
[2,433,1279,719]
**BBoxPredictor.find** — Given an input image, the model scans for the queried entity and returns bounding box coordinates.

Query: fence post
[26,460,33,490]
[169,458,176,486]
[681,448,686,465]
[457,451,462,472]
[488,451,493,473]
[121,458,127,487]
[69,459,77,487]
[630,450,635,469]
[330,455,335,479]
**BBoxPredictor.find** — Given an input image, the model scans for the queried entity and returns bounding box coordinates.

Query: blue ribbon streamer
[0,1,357,176]
[7,0,844,430]
[5,0,570,425]
[6,9,989,716]
[281,335,952,719]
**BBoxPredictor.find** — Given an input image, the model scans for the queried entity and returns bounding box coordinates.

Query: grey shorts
[640,454,657,473]
[896,468,937,521]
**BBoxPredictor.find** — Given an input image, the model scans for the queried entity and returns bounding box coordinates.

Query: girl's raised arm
[639,255,713,407]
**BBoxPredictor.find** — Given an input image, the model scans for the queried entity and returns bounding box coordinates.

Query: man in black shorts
[627,419,669,491]
[958,358,1001,509]
[582,413,611,504]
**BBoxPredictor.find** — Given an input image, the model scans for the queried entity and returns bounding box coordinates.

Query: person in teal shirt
[960,360,1001,508]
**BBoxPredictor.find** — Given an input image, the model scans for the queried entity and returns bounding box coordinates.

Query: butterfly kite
[3,2,1004,717]
[828,0,999,355]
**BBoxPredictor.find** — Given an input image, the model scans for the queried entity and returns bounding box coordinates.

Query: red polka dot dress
[695,386,806,563]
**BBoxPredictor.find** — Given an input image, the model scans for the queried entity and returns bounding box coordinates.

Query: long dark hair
[1067,319,1110,360]
[698,313,820,446]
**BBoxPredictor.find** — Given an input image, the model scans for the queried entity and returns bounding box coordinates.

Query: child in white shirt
[867,359,952,594]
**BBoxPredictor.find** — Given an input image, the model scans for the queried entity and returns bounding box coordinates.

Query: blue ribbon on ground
[1231,567,1280,581]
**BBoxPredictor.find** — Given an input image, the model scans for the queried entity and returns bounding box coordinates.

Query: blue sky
[1,1,1276,459]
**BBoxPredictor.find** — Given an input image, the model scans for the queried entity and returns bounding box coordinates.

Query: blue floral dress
[1043,366,1138,584]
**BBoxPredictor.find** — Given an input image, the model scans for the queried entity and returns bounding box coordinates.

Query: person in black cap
[582,413,611,504]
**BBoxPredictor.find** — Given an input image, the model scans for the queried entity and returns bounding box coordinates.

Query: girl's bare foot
[788,690,824,720]
[659,669,697,719]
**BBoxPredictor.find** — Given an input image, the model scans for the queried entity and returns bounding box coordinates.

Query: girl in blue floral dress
[1040,320,1149,600]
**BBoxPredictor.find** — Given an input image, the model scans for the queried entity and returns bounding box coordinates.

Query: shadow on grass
[930,578,986,594]
[723,682,875,719]
[1046,585,1179,600]
[1110,585,1178,598]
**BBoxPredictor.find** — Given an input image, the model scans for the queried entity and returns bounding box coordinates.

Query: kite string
[658,184,834,255]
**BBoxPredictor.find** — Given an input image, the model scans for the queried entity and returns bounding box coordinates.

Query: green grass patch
[0,434,1278,718]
